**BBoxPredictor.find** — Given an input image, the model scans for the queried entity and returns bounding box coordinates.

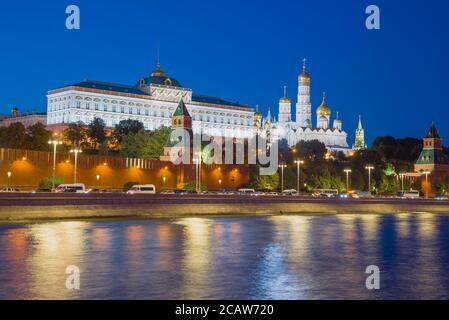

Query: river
[1,213,448,299]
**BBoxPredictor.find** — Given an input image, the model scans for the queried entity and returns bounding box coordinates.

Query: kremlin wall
[0,148,249,191]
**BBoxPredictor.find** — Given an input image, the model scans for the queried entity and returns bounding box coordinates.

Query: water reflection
[1,213,449,299]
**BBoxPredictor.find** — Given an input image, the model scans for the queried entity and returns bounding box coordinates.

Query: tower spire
[284,85,287,98]
[302,58,307,72]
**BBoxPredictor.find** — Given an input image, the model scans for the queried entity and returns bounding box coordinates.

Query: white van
[313,189,339,198]
[55,183,86,193]
[397,190,420,199]
[237,188,256,195]
[127,184,156,194]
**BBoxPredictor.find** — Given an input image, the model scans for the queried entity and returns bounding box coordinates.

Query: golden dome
[316,93,331,116]
[279,85,291,103]
[299,58,310,82]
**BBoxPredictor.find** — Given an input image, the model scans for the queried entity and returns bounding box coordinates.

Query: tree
[87,118,107,149]
[39,176,64,189]
[0,123,27,149]
[113,119,145,144]
[64,121,87,147]
[120,128,171,160]
[351,169,365,191]
[26,122,53,151]
[294,140,327,162]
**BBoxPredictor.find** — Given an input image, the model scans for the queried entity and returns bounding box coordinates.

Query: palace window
[76,102,81,108]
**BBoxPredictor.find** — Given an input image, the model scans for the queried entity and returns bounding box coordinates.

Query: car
[126,184,157,194]
[282,189,298,196]
[0,187,21,193]
[85,188,108,194]
[339,193,349,199]
[435,195,449,200]
[55,183,86,193]
[237,188,257,196]
[31,188,52,193]
[159,190,175,195]
[397,190,420,199]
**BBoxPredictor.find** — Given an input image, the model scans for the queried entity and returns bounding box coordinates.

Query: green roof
[173,99,191,117]
[416,148,449,165]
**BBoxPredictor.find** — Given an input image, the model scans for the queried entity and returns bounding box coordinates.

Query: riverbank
[0,194,449,222]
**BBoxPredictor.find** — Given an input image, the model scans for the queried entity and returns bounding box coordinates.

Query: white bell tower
[296,58,312,128]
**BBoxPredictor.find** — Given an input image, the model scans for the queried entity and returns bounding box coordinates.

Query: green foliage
[293,140,327,162]
[377,175,400,194]
[435,177,449,195]
[112,119,145,144]
[184,181,208,192]
[0,122,52,151]
[351,169,365,191]
[123,181,139,190]
[87,118,107,148]
[63,121,87,147]
[248,165,279,190]
[120,128,171,160]
[26,123,53,151]
[39,176,64,189]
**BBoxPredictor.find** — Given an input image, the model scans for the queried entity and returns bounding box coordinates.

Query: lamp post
[294,159,304,195]
[365,165,374,195]
[70,148,82,184]
[96,174,101,189]
[194,151,202,193]
[422,171,431,199]
[279,164,287,192]
[7,171,11,187]
[399,173,406,191]
[162,176,167,189]
[344,168,352,193]
[48,137,62,190]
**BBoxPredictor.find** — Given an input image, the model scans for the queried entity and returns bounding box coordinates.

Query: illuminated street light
[48,136,63,190]
[162,176,167,189]
[218,179,222,186]
[294,159,304,195]
[422,171,431,199]
[96,174,101,189]
[344,168,352,193]
[365,165,374,195]
[399,173,406,191]
[7,171,12,187]
[70,148,82,184]
[194,151,202,193]
[279,164,287,192]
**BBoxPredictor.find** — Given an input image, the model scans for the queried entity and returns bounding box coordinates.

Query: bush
[39,176,64,189]
[124,181,139,191]
[184,181,208,192]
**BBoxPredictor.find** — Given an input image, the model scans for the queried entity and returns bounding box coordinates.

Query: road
[0,192,448,207]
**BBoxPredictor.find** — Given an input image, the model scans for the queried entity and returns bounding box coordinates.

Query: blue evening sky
[0,0,448,146]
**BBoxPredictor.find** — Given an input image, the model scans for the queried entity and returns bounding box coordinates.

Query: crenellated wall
[0,148,249,191]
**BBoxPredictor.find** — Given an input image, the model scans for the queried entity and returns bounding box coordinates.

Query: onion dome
[136,59,182,88]
[279,85,291,103]
[316,92,331,116]
[299,58,311,82]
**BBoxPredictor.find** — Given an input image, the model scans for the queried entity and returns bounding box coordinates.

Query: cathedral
[255,59,354,154]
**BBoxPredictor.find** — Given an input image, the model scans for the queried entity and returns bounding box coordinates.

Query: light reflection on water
[1,213,449,300]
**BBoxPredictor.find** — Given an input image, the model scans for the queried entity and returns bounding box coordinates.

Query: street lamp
[399,173,406,191]
[365,165,374,195]
[48,137,63,190]
[7,171,11,187]
[218,179,222,186]
[70,148,82,184]
[344,168,352,193]
[162,176,167,189]
[194,151,203,193]
[422,171,431,198]
[96,174,101,189]
[294,159,304,194]
[279,164,287,192]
